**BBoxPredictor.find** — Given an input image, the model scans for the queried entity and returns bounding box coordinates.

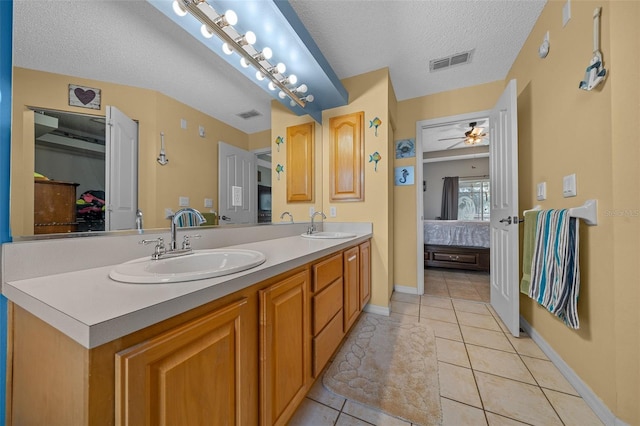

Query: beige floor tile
[457,311,502,331]
[391,292,421,305]
[460,326,515,353]
[485,412,531,425]
[422,306,458,323]
[389,311,420,323]
[474,371,562,426]
[425,282,450,297]
[467,345,536,384]
[449,287,483,302]
[542,388,604,426]
[307,377,346,410]
[335,413,371,426]
[342,400,411,425]
[453,299,492,316]
[521,356,578,395]
[288,398,340,425]
[436,337,470,367]
[438,362,482,408]
[506,334,548,359]
[421,318,463,341]
[420,295,453,310]
[390,300,420,317]
[441,397,487,425]
[467,272,490,283]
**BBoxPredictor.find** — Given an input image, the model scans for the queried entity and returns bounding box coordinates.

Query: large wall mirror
[11,1,273,239]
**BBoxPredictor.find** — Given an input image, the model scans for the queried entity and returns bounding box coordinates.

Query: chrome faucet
[308,211,326,234]
[170,208,206,251]
[280,211,294,224]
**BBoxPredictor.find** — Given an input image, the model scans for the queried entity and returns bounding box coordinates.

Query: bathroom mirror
[11,1,274,239]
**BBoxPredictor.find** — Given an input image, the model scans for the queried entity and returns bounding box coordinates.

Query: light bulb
[262,47,273,60]
[268,82,277,91]
[244,31,256,45]
[224,10,238,26]
[295,84,308,94]
[304,94,314,103]
[172,0,187,17]
[290,100,296,107]
[200,25,213,39]
[276,62,286,74]
[278,91,287,99]
[222,43,233,55]
[256,71,265,81]
[287,74,298,85]
[240,57,250,68]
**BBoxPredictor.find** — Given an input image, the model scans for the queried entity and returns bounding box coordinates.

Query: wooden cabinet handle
[347,255,357,262]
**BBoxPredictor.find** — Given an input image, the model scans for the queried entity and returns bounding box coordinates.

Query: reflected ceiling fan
[438,122,488,149]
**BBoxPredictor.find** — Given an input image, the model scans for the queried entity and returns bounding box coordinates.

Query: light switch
[537,182,547,201]
[563,174,577,197]
[204,198,213,208]
[232,186,243,207]
[330,206,337,217]
[309,206,315,216]
[180,118,187,129]
[198,125,205,138]
[165,208,174,218]
[179,196,190,206]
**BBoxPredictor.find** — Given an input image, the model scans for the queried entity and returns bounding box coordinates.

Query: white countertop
[3,230,371,349]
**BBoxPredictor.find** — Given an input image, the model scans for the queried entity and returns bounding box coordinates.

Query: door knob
[499,216,512,225]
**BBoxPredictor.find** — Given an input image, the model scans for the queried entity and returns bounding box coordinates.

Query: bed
[423,220,490,271]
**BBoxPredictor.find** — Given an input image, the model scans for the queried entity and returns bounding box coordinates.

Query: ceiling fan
[438,122,488,149]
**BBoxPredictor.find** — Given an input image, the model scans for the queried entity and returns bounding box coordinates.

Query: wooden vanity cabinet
[115,298,249,425]
[343,246,361,332]
[359,240,371,309]
[259,270,310,426]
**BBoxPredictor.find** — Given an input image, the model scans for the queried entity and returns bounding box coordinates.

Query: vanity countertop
[3,228,371,349]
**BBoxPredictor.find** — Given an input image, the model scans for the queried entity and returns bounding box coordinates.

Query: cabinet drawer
[313,309,344,377]
[313,278,343,336]
[433,252,476,264]
[313,253,343,292]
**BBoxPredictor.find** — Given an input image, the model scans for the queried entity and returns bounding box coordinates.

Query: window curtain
[441,176,459,220]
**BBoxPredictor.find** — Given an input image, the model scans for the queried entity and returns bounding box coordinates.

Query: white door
[218,141,257,224]
[105,106,138,231]
[489,79,520,337]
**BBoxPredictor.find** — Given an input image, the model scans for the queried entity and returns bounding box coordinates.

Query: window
[458,179,490,221]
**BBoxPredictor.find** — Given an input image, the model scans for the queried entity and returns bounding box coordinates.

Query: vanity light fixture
[172,0,312,108]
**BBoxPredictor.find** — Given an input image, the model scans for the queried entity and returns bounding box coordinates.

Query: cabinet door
[329,112,364,201]
[260,270,310,426]
[359,240,371,309]
[343,246,360,332]
[115,298,248,426]
[286,122,314,202]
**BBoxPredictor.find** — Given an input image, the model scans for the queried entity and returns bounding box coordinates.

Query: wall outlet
[563,174,577,197]
[204,198,213,208]
[232,186,243,207]
[165,208,174,219]
[309,206,315,217]
[180,118,187,129]
[179,196,190,206]
[330,206,337,217]
[198,125,205,138]
[536,182,547,201]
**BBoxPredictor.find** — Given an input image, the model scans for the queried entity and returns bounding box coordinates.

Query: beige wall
[271,68,394,308]
[393,81,504,289]
[11,67,250,234]
[506,1,639,423]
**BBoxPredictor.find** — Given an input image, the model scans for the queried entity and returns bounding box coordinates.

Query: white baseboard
[393,285,419,295]
[520,316,627,426]
[363,303,390,316]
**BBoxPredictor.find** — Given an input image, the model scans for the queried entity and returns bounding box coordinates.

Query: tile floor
[289,269,603,425]
[424,268,490,303]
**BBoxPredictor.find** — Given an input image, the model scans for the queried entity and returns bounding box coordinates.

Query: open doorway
[416,110,491,301]
[255,148,272,223]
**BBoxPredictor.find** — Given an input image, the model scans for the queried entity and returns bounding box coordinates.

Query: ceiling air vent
[429,49,475,72]
[236,109,262,120]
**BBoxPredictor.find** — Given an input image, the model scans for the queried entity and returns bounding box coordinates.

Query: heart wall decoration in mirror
[68,84,101,110]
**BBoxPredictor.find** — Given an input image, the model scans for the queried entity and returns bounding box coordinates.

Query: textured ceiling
[13,0,545,134]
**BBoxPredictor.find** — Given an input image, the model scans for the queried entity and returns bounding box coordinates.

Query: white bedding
[424,220,490,248]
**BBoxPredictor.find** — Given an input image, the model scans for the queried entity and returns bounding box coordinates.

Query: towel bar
[521,199,598,226]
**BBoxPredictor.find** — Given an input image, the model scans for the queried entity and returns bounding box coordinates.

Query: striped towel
[528,209,581,329]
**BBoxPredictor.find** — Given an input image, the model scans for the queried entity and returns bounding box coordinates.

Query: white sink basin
[301,231,357,239]
[109,249,266,284]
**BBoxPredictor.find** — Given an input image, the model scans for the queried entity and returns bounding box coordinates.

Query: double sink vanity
[1,221,372,425]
